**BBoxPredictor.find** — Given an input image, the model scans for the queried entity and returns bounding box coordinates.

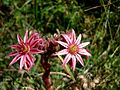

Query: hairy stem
[41,55,53,90]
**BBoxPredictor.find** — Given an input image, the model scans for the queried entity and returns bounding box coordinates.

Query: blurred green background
[0,0,120,90]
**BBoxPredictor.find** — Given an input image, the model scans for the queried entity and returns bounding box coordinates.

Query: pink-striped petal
[9,54,21,65]
[30,48,44,54]
[71,55,76,71]
[24,30,28,43]
[25,60,33,71]
[78,42,90,48]
[57,41,68,48]
[28,33,39,44]
[63,54,71,65]
[26,60,31,67]
[30,39,42,47]
[17,35,24,45]
[75,54,84,66]
[54,49,68,56]
[25,63,31,71]
[10,44,21,50]
[20,55,26,70]
[8,51,18,56]
[26,54,34,65]
[75,34,81,45]
[62,34,71,44]
[78,48,91,56]
[24,63,29,70]
[71,29,76,42]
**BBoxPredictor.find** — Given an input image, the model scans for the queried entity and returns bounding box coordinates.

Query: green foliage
[0,0,120,89]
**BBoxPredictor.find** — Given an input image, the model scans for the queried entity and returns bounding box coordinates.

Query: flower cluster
[9,29,91,71]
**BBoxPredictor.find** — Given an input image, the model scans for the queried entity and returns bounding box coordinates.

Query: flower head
[55,29,91,70]
[8,30,44,71]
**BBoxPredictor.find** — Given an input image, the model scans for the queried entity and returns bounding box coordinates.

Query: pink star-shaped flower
[55,29,91,70]
[8,30,44,70]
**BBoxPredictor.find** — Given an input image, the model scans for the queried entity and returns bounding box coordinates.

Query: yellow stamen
[21,44,30,53]
[68,44,78,54]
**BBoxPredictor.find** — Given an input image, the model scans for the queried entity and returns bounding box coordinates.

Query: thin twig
[84,3,112,12]
[38,71,71,79]
[110,45,120,58]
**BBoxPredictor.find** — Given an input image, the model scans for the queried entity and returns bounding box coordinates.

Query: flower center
[68,44,78,54]
[21,44,30,53]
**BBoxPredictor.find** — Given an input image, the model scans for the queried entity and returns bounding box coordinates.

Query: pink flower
[55,29,91,70]
[8,30,44,71]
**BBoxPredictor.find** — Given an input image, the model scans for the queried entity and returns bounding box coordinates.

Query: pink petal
[78,42,90,48]
[75,54,84,66]
[62,34,71,44]
[24,63,31,71]
[20,55,26,70]
[10,44,21,50]
[57,41,68,48]
[78,48,91,56]
[30,48,44,54]
[29,38,35,45]
[30,39,42,47]
[9,54,21,65]
[25,61,33,71]
[54,49,68,56]
[24,30,28,43]
[26,60,31,67]
[75,34,81,45]
[71,55,76,71]
[63,54,71,65]
[24,63,28,70]
[28,33,39,44]
[17,35,24,45]
[71,29,76,42]
[26,54,34,65]
[8,51,18,56]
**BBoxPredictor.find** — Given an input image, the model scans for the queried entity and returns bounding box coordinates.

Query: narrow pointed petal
[28,33,39,44]
[78,42,90,48]
[75,34,81,45]
[24,63,28,70]
[26,61,33,71]
[8,52,18,56]
[57,41,68,48]
[71,29,76,42]
[54,49,68,56]
[78,49,91,56]
[30,39,42,47]
[20,56,26,70]
[17,35,24,45]
[24,30,28,43]
[24,62,32,71]
[26,54,34,65]
[29,37,35,45]
[30,48,44,54]
[26,60,31,68]
[10,44,21,49]
[63,54,71,65]
[75,54,84,66]
[62,34,71,44]
[71,55,76,71]
[9,54,21,65]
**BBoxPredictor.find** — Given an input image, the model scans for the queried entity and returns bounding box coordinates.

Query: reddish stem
[41,55,52,90]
